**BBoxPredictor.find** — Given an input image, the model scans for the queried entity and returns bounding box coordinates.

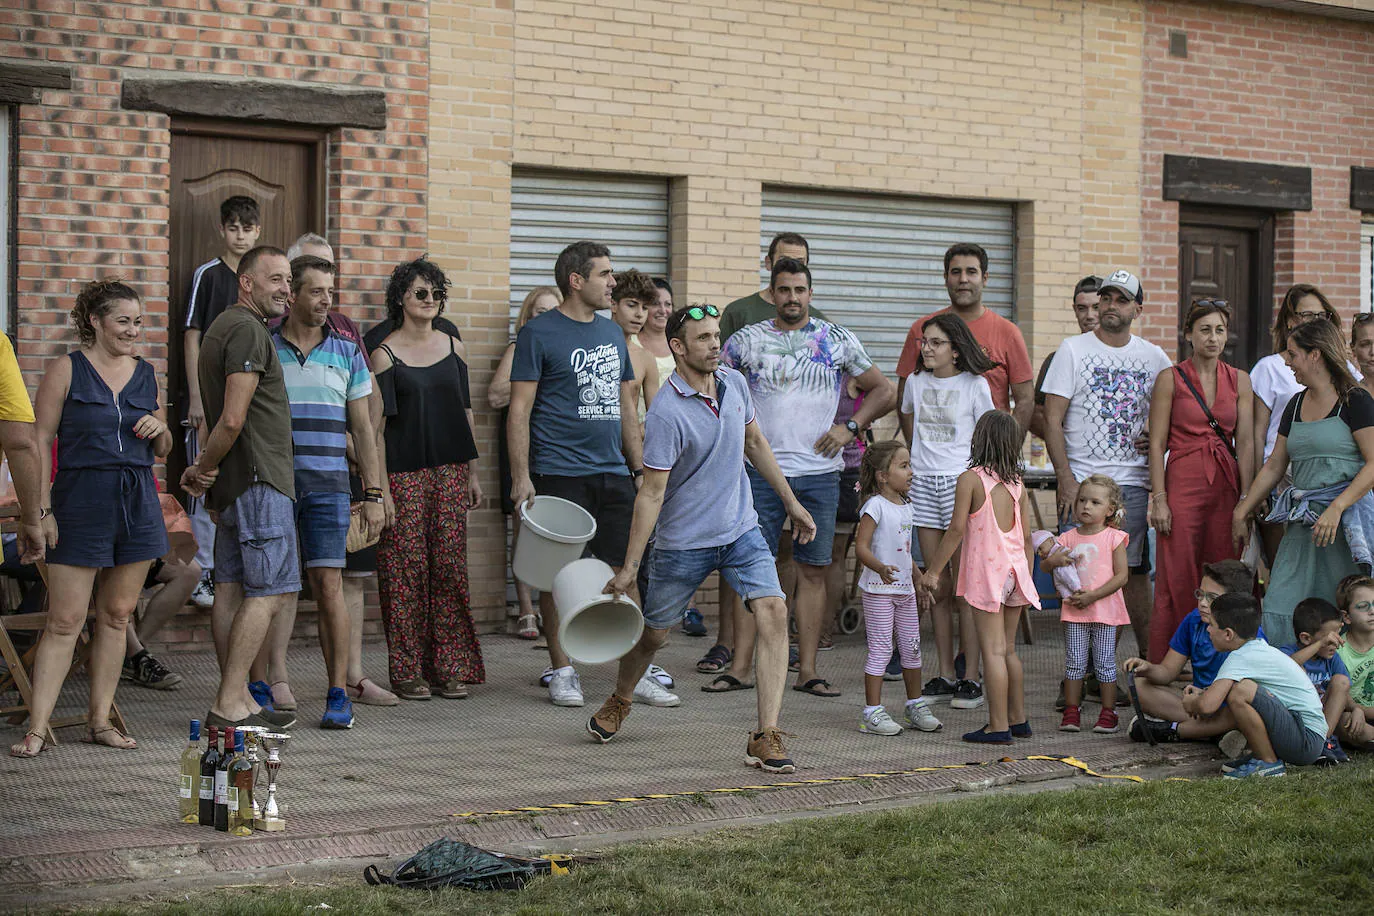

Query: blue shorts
[48,466,168,569]
[214,484,301,598]
[295,490,349,569]
[747,467,839,567]
[643,527,784,630]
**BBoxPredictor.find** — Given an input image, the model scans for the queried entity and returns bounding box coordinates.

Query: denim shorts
[643,527,784,630]
[214,484,301,598]
[295,490,349,569]
[747,467,839,567]
[48,466,168,569]
[1251,685,1324,765]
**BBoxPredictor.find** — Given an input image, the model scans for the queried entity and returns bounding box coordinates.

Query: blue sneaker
[1316,736,1349,766]
[248,680,276,712]
[320,687,355,730]
[682,608,708,637]
[1223,758,1284,779]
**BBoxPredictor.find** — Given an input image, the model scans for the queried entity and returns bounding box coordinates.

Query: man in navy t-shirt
[508,240,644,709]
[1124,560,1262,744]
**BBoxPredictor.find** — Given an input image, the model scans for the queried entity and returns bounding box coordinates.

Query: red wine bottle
[199,725,220,827]
[213,727,234,832]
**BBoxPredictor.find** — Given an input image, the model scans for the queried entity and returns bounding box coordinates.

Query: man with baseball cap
[1041,269,1172,658]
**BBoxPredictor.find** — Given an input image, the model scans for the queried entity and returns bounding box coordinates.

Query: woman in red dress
[1146,299,1256,662]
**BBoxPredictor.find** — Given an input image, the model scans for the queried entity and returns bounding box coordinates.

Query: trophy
[254,732,290,832]
[236,726,268,824]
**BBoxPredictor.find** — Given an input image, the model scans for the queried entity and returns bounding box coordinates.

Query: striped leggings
[862,591,922,676]
[1065,621,1117,683]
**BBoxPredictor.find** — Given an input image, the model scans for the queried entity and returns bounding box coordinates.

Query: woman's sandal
[702,674,755,693]
[9,730,50,758]
[695,644,732,674]
[393,679,432,701]
[432,680,469,699]
[516,613,540,640]
[82,725,137,749]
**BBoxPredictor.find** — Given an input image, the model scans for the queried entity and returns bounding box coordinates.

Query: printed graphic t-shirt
[1054,526,1130,625]
[721,317,873,477]
[856,495,915,595]
[1040,331,1172,487]
[511,309,634,477]
[895,309,1033,413]
[899,371,995,476]
[1337,639,1374,707]
[719,291,828,345]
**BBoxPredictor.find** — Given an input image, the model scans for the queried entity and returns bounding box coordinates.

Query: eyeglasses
[411,288,446,302]
[665,304,720,338]
[920,337,949,350]
[1351,600,1374,612]
[1194,589,1222,605]
[1293,309,1330,322]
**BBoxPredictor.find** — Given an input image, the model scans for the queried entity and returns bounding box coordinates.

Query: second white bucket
[514,495,598,591]
[553,558,645,666]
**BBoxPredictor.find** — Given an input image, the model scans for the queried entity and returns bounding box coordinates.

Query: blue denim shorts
[295,490,349,569]
[643,527,784,630]
[747,467,839,567]
[214,484,301,598]
[48,466,168,569]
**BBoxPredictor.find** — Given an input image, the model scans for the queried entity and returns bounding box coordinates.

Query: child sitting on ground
[1031,530,1083,597]
[1041,475,1129,735]
[1336,576,1374,751]
[1185,593,1326,777]
[1123,560,1258,745]
[1280,598,1351,763]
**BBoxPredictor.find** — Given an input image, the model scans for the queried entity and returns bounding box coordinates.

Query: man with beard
[1042,270,1172,658]
[184,245,300,732]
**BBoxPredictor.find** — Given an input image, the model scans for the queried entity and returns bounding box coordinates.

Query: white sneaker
[633,674,681,707]
[904,698,943,732]
[548,668,584,707]
[190,574,214,609]
[646,664,674,689]
[860,706,903,736]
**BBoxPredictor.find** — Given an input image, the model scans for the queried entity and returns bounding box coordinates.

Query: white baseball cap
[1100,270,1144,304]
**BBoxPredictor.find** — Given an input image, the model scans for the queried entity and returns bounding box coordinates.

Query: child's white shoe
[904,698,943,732]
[860,706,903,736]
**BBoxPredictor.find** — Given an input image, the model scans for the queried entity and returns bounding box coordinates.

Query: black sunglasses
[411,288,446,302]
[666,304,720,337]
[1355,313,1374,324]
[1192,297,1231,312]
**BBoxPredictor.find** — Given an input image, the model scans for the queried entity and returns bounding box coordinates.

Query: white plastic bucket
[514,496,598,591]
[553,558,644,665]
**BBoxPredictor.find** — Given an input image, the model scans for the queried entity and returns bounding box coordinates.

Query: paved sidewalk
[0,615,1216,900]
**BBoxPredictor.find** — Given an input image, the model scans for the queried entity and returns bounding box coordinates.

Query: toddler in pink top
[1040,474,1130,735]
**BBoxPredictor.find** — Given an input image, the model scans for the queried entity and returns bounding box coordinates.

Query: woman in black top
[371,258,483,701]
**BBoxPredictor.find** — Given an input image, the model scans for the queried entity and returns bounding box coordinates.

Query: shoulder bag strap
[1174,365,1236,458]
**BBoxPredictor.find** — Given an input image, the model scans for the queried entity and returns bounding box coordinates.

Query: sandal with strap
[9,730,50,758]
[516,613,540,639]
[82,724,137,749]
[393,679,432,701]
[695,644,733,674]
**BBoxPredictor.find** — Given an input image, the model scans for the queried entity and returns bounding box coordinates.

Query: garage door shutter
[760,188,1017,374]
[509,170,670,332]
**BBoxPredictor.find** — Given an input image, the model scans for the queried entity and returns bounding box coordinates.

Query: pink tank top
[956,468,1041,613]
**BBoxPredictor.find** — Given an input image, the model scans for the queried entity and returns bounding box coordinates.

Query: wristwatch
[844,420,860,437]
[39,507,52,520]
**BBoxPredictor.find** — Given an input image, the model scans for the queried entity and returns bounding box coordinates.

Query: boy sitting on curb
[1279,598,1351,763]
[1336,576,1374,751]
[1123,560,1259,745]
[1187,593,1326,778]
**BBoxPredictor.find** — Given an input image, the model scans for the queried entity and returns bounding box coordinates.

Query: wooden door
[1177,208,1274,371]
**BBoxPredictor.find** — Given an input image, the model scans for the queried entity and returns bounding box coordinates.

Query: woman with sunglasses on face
[1146,299,1255,662]
[1250,285,1346,564]
[370,258,484,701]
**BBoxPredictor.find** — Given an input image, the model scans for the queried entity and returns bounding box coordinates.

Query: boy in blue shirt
[1187,593,1326,778]
[1280,598,1351,763]
[1124,560,1261,744]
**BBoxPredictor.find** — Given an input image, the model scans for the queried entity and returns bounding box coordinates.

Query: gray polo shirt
[642,366,758,551]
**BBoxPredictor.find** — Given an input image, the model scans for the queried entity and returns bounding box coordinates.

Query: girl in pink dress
[920,411,1041,745]
[1041,474,1130,735]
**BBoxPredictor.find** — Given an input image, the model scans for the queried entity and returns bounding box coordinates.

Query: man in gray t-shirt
[598,306,815,774]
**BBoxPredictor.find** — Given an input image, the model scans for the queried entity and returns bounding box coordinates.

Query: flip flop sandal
[82,725,137,749]
[695,644,732,674]
[9,730,50,758]
[792,678,841,697]
[702,674,755,693]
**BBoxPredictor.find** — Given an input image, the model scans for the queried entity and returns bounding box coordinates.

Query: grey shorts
[214,484,301,598]
[1120,484,1149,572]
[1250,686,1324,765]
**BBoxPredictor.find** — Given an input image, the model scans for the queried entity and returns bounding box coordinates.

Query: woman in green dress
[1234,319,1374,642]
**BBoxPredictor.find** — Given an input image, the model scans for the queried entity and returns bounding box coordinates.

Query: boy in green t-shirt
[1336,576,1374,751]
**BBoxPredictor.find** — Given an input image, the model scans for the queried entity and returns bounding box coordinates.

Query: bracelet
[362,495,385,504]
[363,486,383,496]
[1151,492,1168,502]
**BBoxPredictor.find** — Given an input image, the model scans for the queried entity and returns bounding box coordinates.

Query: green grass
[80,765,1374,915]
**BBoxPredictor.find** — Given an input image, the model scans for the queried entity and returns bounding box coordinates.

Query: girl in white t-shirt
[897,312,996,709]
[855,439,943,736]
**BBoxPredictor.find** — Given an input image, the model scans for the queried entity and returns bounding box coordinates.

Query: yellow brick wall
[428,0,1146,628]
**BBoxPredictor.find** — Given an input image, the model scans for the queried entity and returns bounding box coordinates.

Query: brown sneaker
[587,695,632,744]
[745,727,796,774]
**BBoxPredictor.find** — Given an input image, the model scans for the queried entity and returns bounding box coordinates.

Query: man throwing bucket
[598,304,816,774]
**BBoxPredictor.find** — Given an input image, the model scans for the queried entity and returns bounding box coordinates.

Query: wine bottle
[228,730,254,837]
[213,726,233,832]
[199,725,220,828]
[179,719,202,824]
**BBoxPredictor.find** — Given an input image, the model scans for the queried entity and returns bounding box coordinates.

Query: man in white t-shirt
[1042,269,1172,658]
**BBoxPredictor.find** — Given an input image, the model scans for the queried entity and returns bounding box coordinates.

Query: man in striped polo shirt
[271,255,384,730]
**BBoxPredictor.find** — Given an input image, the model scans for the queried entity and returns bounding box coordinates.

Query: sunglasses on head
[411,288,445,302]
[666,303,720,337]
[1355,313,1374,324]
[1191,298,1231,315]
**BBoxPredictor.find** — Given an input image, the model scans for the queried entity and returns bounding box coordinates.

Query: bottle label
[180,775,194,800]
[199,774,214,801]
[214,770,228,805]
[227,787,239,813]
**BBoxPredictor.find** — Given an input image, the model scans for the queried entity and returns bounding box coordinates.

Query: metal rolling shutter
[509,170,670,331]
[760,188,1017,374]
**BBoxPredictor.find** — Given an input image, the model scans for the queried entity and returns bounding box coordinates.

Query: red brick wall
[1140,0,1374,353]
[1,0,428,388]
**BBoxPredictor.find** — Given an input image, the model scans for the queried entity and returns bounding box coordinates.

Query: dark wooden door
[1177,207,1274,371]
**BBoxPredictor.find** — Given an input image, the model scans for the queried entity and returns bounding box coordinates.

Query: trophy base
[253,817,286,832]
